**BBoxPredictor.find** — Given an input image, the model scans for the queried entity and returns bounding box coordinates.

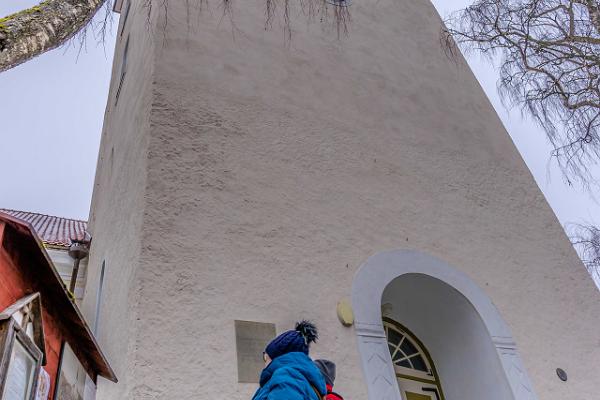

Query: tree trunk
[0,0,107,72]
[585,0,600,34]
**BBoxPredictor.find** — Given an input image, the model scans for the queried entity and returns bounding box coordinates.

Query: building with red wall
[0,208,90,302]
[0,212,115,400]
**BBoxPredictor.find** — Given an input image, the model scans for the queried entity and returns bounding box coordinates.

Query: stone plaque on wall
[235,320,276,383]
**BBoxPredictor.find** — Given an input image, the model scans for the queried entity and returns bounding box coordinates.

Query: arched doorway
[351,250,537,400]
[383,318,444,400]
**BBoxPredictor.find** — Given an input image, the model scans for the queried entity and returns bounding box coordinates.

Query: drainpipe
[68,238,90,295]
[52,341,66,400]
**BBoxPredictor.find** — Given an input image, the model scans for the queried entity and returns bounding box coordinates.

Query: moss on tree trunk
[0,0,106,72]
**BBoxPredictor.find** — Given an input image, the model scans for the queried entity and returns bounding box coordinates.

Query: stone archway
[351,250,537,400]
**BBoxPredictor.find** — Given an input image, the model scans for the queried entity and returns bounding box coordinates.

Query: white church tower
[83,0,600,399]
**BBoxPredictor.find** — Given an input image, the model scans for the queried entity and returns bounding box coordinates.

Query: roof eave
[0,212,117,383]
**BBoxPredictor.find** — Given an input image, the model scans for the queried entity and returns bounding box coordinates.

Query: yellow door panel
[406,392,431,400]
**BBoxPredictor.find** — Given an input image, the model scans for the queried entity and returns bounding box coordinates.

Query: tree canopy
[445,0,600,187]
[446,0,600,283]
[569,224,600,280]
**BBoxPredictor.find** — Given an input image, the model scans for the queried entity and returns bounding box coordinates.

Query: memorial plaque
[235,320,276,383]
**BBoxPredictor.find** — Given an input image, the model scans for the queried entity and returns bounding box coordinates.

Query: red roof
[0,209,87,248]
[0,211,116,383]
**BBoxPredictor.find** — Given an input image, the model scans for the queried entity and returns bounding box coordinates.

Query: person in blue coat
[252,321,326,400]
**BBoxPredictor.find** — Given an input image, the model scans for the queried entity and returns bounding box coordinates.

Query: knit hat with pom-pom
[265,321,318,360]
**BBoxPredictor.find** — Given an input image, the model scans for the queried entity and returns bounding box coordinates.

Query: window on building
[54,343,92,400]
[384,319,432,374]
[120,0,132,38]
[326,0,352,5]
[384,318,445,400]
[0,294,45,400]
[3,339,38,400]
[93,260,106,335]
[115,37,130,104]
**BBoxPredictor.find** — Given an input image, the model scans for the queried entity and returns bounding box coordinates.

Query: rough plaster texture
[86,0,600,398]
[81,1,155,398]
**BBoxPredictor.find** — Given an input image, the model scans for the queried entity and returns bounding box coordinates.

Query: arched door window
[383,318,444,400]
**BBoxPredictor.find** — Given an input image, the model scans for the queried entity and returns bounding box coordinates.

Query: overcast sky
[0,0,117,220]
[0,0,598,233]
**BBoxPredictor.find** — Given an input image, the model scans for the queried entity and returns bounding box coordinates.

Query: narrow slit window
[115,37,130,104]
[93,261,106,335]
[120,0,132,38]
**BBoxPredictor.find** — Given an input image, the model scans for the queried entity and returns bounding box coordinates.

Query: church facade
[83,0,600,399]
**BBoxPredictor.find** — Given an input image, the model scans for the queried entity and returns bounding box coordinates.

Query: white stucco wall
[86,0,600,399]
[81,0,156,398]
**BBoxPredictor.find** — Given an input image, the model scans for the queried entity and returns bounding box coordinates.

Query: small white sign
[35,368,50,400]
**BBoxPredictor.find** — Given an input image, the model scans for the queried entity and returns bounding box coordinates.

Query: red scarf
[325,384,344,400]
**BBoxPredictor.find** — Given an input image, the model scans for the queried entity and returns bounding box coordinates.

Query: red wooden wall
[0,221,62,399]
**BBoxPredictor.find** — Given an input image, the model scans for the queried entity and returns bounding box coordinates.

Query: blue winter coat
[252,352,326,400]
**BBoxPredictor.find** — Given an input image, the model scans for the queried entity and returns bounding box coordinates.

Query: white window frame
[0,318,43,400]
[383,319,437,382]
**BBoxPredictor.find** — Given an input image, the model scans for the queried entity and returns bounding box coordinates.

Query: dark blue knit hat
[265,321,318,360]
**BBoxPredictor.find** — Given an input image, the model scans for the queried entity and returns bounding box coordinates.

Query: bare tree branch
[444,0,600,187]
[568,223,600,281]
[0,0,352,73]
[0,0,110,72]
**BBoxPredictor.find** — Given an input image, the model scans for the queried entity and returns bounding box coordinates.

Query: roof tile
[0,209,88,248]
